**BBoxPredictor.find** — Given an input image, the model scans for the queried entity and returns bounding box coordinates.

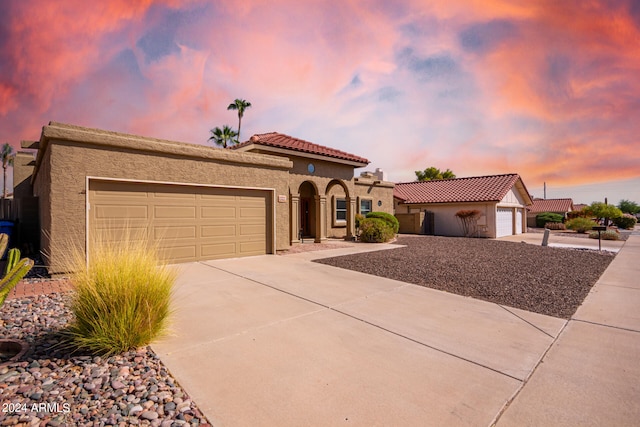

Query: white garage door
[89,180,272,263]
[515,210,523,235]
[496,208,514,237]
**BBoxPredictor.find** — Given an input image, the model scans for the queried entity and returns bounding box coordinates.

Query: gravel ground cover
[316,235,615,319]
[0,293,211,426]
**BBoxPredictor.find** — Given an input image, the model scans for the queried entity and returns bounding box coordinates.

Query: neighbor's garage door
[89,180,272,263]
[496,208,514,237]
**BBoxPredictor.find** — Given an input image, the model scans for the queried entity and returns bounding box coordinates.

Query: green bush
[544,222,566,230]
[613,214,637,230]
[359,218,394,243]
[589,230,620,240]
[565,217,598,233]
[536,212,564,228]
[366,211,399,234]
[65,231,176,356]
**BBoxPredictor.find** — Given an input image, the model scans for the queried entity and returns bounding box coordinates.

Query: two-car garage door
[89,180,272,263]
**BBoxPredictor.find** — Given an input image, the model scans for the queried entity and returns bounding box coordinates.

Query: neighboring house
[394,174,532,238]
[573,203,587,212]
[526,198,574,227]
[14,122,394,274]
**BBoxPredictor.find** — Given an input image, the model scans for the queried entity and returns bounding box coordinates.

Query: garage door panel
[201,193,237,201]
[153,192,196,200]
[154,225,197,240]
[155,205,197,219]
[240,224,265,236]
[93,189,147,199]
[201,225,236,238]
[240,207,265,218]
[95,205,148,219]
[158,245,197,263]
[201,206,236,219]
[92,225,149,242]
[201,242,237,258]
[240,241,266,254]
[89,181,271,263]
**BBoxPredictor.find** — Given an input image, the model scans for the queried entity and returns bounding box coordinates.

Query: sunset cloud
[0,0,638,203]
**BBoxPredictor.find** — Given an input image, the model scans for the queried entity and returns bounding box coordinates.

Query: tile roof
[528,198,574,214]
[231,132,369,165]
[394,174,530,204]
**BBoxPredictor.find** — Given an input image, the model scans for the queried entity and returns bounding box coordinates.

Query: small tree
[227,99,252,143]
[455,209,481,237]
[589,202,622,226]
[208,125,238,148]
[617,199,640,215]
[415,167,456,181]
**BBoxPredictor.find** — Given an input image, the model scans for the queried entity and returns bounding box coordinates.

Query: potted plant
[0,233,34,366]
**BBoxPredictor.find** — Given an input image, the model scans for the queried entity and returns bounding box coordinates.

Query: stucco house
[394,174,532,238]
[13,122,394,274]
[526,198,574,227]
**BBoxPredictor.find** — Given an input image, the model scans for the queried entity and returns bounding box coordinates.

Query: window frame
[333,196,347,227]
[359,198,373,216]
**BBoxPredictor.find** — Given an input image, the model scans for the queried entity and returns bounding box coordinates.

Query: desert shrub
[589,230,620,240]
[64,231,176,356]
[366,211,399,234]
[613,213,637,230]
[544,222,566,230]
[536,212,564,228]
[565,217,598,233]
[359,217,394,243]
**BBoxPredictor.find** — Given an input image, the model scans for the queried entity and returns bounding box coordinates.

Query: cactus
[5,248,20,275]
[0,233,34,306]
[0,233,7,258]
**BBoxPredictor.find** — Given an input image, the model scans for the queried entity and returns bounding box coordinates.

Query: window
[335,198,347,222]
[360,199,372,216]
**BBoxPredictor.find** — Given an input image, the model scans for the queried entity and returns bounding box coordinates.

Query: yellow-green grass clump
[65,232,176,356]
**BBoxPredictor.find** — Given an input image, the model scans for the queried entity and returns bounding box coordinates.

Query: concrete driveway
[152,246,567,426]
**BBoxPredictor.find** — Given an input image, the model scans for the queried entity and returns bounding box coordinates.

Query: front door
[301,198,311,237]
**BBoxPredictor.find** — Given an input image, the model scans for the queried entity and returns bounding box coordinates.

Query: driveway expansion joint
[498,305,564,339]
[571,318,640,334]
[199,261,526,383]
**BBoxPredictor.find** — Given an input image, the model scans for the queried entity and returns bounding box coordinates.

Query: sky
[1,0,639,205]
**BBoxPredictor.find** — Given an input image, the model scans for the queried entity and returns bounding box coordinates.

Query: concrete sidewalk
[152,235,639,426]
[497,230,625,252]
[495,233,640,426]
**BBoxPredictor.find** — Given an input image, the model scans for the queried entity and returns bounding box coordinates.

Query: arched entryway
[325,179,354,240]
[298,181,317,239]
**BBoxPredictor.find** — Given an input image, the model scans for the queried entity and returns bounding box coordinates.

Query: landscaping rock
[0,293,211,426]
[316,234,615,319]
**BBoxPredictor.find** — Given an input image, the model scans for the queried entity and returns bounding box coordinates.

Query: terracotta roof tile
[394,174,529,204]
[232,132,369,165]
[528,198,574,214]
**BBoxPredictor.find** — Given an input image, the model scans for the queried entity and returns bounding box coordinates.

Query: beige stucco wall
[32,123,292,273]
[12,151,39,254]
[354,177,394,215]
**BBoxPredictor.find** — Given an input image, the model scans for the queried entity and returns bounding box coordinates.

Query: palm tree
[208,125,238,148]
[1,143,14,198]
[227,99,251,143]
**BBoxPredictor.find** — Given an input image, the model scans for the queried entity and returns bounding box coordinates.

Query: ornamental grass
[64,230,176,356]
